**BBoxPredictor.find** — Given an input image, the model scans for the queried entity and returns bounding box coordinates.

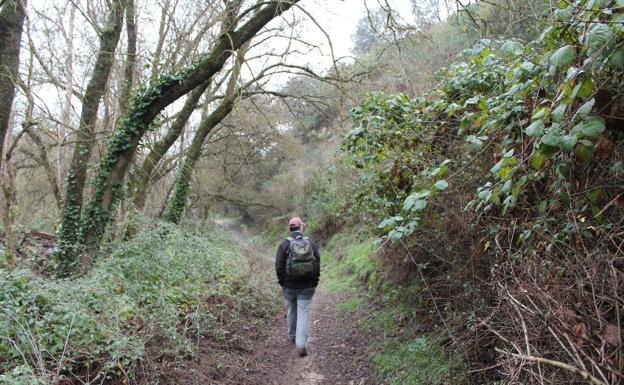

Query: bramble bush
[341,0,623,383]
[0,221,256,384]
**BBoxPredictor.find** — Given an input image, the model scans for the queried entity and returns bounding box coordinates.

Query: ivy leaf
[580,116,606,137]
[525,119,545,136]
[434,180,449,190]
[550,45,576,68]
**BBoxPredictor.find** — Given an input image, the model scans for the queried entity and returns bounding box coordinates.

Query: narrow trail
[171,221,382,385]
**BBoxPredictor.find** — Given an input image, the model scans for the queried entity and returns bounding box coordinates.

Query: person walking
[275,216,321,357]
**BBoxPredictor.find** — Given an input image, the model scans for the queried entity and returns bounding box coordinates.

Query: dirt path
[169,222,382,385]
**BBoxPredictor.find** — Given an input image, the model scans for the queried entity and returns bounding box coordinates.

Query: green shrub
[0,222,253,384]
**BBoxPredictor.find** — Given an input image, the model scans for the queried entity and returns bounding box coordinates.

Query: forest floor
[167,222,384,385]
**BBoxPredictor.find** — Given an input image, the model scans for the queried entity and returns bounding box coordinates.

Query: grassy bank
[322,230,467,385]
[0,222,276,384]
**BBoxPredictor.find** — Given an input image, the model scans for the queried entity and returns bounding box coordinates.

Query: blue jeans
[283,287,315,348]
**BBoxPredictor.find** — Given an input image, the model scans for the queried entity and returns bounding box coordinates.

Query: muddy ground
[168,287,385,385]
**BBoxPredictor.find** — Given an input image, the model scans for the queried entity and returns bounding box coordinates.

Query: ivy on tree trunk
[162,96,237,224]
[132,80,210,210]
[56,0,126,276]
[64,0,299,272]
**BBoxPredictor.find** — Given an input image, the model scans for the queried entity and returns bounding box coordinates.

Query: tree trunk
[132,80,210,210]
[162,36,249,224]
[55,0,126,275]
[162,96,236,223]
[58,3,76,191]
[0,0,26,269]
[0,130,19,269]
[74,1,298,268]
[119,0,137,113]
[0,0,27,163]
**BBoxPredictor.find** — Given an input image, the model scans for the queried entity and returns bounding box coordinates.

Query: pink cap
[288,217,306,227]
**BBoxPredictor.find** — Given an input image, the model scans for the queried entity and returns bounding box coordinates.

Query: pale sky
[298,0,416,65]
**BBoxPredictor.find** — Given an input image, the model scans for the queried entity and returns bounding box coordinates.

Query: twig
[495,348,609,385]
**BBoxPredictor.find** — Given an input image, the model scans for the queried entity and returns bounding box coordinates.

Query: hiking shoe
[296,347,307,357]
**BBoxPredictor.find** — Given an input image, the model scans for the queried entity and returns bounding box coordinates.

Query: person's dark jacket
[275,230,320,289]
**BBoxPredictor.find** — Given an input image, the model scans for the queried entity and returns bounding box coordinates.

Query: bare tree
[56,0,300,274]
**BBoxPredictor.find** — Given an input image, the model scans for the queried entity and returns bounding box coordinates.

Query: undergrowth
[0,221,272,384]
[324,231,468,385]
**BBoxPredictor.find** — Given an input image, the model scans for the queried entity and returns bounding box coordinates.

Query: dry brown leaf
[555,306,577,324]
[602,324,622,347]
[572,322,589,347]
[595,132,614,160]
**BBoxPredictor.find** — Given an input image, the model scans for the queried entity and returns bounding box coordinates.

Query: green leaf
[552,104,567,123]
[434,180,449,190]
[525,120,545,136]
[466,135,485,148]
[478,189,492,201]
[575,98,595,118]
[388,229,404,240]
[581,116,606,137]
[531,108,549,121]
[378,218,396,229]
[502,179,513,193]
[609,47,624,68]
[531,151,546,170]
[587,187,601,203]
[571,78,594,100]
[550,45,576,68]
[541,131,560,147]
[464,96,480,105]
[560,134,577,150]
[585,23,614,55]
[501,41,524,56]
[412,199,428,211]
[403,194,419,211]
[519,61,535,72]
[497,165,513,180]
[575,139,596,162]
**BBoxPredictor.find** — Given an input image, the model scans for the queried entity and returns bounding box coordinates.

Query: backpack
[285,235,316,279]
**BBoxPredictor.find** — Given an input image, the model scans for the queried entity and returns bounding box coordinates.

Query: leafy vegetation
[322,230,467,384]
[1,222,273,384]
[335,0,623,383]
